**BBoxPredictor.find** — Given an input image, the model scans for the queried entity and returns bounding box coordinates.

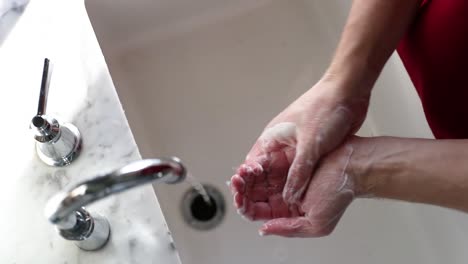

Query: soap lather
[30,58,82,166]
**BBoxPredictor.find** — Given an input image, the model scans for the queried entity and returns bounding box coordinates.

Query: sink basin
[86,1,467,263]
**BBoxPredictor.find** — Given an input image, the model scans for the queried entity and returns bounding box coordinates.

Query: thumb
[259,217,333,238]
[283,139,317,204]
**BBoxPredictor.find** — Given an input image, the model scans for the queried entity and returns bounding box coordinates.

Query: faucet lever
[31,58,82,166]
[37,58,50,116]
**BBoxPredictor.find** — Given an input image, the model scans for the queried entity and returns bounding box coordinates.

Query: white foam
[260,122,297,149]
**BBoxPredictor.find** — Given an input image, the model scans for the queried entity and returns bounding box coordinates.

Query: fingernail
[225,180,231,187]
[258,230,266,236]
[252,162,263,175]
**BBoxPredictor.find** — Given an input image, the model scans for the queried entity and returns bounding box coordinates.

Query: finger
[233,192,244,210]
[237,161,265,193]
[244,160,266,182]
[259,217,334,238]
[230,174,245,194]
[244,123,296,171]
[284,147,296,164]
[237,164,256,195]
[242,201,272,221]
[246,184,283,202]
[260,217,311,237]
[268,193,291,218]
[265,150,290,187]
[247,127,293,160]
[289,204,301,217]
[283,141,316,204]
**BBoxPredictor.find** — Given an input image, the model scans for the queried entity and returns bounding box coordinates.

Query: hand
[234,78,370,206]
[231,136,371,237]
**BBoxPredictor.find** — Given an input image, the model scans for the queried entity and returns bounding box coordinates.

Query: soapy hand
[231,136,370,237]
[239,78,369,206]
[230,78,370,237]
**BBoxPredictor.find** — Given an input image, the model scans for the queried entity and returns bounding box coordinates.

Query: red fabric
[397,0,468,139]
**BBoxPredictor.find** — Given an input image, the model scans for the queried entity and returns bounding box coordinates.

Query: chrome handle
[31,58,82,166]
[37,58,50,116]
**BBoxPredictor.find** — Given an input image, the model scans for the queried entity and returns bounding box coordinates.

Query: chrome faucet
[45,157,186,251]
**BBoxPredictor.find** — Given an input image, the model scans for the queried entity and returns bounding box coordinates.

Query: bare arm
[325,0,421,97]
[231,0,430,237]
[276,0,423,205]
[359,138,468,212]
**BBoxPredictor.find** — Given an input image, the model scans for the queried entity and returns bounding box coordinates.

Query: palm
[231,136,302,221]
[231,136,360,237]
[231,79,370,237]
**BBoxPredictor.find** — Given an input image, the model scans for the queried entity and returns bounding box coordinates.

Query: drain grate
[181,184,225,230]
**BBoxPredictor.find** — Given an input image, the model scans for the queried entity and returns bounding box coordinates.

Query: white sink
[86,1,467,263]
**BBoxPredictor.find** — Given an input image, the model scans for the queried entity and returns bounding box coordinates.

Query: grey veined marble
[0,0,181,263]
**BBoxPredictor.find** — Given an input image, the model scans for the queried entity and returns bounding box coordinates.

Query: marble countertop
[0,0,181,263]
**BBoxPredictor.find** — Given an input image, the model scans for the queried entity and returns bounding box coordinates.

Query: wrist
[348,137,407,197]
[322,57,380,98]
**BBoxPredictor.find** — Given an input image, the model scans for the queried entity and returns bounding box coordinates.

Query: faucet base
[45,158,187,251]
[75,213,111,251]
[58,208,111,251]
[36,122,82,167]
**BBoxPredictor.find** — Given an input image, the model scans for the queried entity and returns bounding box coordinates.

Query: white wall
[99,1,467,264]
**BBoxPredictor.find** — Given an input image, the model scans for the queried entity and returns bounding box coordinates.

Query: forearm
[324,0,421,95]
[360,137,468,212]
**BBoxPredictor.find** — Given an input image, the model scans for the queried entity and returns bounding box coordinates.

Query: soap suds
[260,122,297,150]
[337,146,354,193]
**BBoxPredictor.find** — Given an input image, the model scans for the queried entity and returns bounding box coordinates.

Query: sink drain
[181,184,225,230]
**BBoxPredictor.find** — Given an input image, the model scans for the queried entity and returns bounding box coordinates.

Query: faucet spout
[44,157,186,250]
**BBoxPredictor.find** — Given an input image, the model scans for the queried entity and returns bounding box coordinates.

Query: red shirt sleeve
[397,0,468,139]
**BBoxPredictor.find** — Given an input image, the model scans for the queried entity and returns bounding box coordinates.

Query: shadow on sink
[0,0,30,47]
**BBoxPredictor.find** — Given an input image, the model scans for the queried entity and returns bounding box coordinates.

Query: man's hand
[229,0,422,207]
[229,0,424,237]
[234,79,369,207]
[232,133,468,238]
[231,136,369,237]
